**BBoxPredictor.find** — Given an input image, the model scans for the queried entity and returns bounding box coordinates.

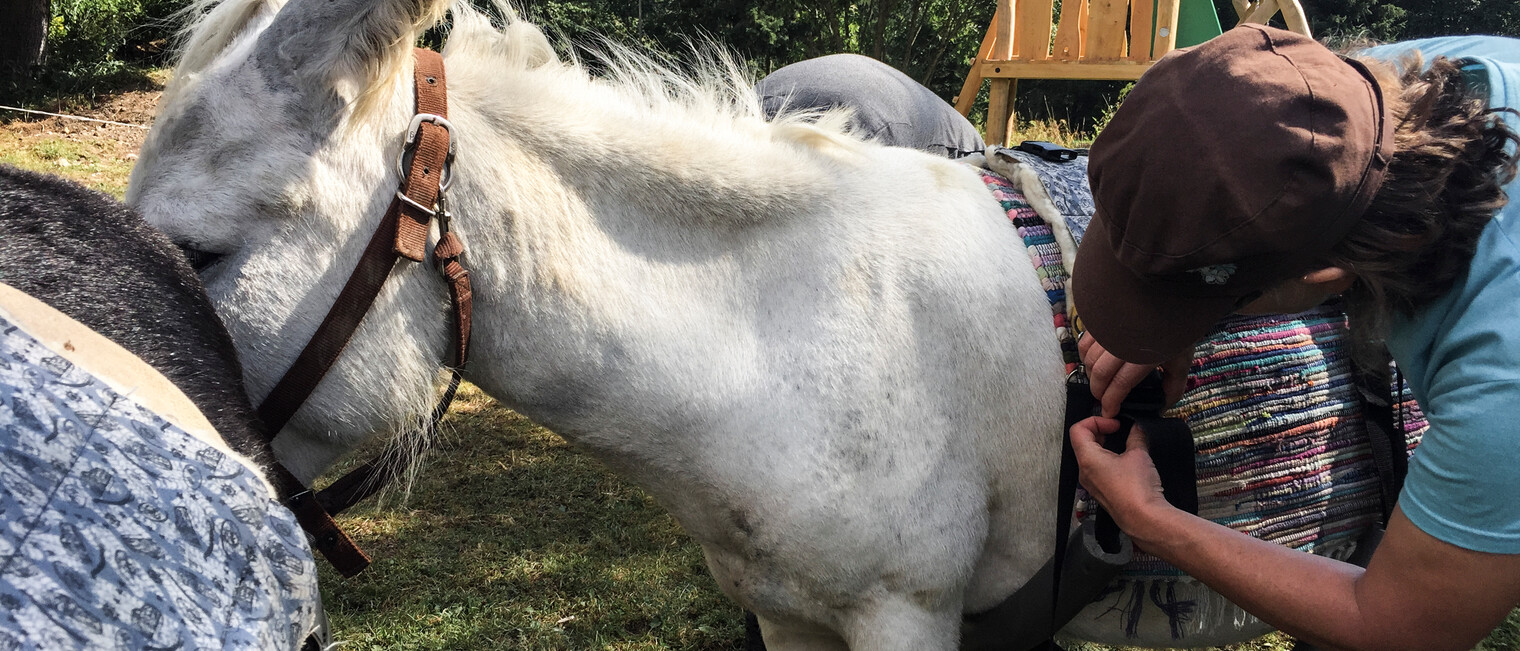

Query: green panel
[1142,0,1224,56]
[1175,0,1224,47]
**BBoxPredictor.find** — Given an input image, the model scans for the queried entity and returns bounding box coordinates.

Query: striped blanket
[978,152,1426,645]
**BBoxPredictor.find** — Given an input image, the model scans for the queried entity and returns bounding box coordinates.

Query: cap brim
[1072,216,1241,366]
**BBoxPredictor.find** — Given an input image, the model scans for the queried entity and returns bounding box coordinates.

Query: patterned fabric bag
[0,316,320,650]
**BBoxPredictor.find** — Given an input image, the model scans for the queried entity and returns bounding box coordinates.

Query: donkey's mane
[167,0,857,142]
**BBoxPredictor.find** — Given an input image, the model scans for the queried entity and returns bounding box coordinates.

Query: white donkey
[125,0,1239,648]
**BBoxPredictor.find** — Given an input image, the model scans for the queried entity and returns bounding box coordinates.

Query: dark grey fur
[0,164,271,469]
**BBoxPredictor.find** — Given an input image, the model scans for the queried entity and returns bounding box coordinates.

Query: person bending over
[1069,23,1520,651]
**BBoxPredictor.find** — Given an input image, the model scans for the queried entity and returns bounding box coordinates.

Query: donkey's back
[0,164,268,466]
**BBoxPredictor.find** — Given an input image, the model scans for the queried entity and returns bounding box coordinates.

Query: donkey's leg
[754,615,850,651]
[838,596,961,651]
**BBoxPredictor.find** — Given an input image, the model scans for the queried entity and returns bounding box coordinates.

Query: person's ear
[1301,266,1355,289]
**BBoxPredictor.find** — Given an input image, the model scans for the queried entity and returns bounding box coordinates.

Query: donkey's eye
[177,243,225,272]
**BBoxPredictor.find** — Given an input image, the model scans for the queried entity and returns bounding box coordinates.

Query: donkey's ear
[254,0,450,89]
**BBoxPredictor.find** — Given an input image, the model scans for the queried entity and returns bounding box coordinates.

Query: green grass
[0,129,139,196]
[314,385,745,650]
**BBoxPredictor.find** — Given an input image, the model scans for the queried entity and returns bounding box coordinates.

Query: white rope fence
[0,105,149,129]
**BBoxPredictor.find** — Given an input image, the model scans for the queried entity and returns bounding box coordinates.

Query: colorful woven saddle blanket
[976,148,1427,645]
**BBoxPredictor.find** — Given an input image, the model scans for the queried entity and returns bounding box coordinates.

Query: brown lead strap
[313,211,473,518]
[256,48,465,577]
[258,49,451,432]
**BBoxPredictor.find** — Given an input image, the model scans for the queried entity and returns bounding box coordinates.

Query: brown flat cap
[1073,23,1394,365]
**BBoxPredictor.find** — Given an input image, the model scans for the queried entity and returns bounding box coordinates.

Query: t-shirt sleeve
[1400,378,1520,554]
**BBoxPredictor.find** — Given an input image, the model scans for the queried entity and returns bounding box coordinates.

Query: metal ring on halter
[395,113,458,193]
[435,192,452,234]
[394,190,437,218]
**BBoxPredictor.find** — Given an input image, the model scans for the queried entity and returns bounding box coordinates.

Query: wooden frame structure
[957,0,1312,146]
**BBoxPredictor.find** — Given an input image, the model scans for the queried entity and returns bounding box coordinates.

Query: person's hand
[1069,416,1173,547]
[1078,333,1190,417]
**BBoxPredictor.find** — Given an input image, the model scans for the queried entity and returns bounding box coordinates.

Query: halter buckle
[396,113,458,193]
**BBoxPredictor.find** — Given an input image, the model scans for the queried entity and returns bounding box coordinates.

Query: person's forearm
[1136,508,1378,650]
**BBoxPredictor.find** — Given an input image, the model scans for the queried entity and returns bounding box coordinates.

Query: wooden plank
[987,79,1014,147]
[1052,0,1085,60]
[1128,0,1155,61]
[1153,0,1180,59]
[954,21,1000,116]
[1243,0,1278,26]
[1084,0,1128,61]
[1078,0,1090,54]
[980,60,1153,80]
[1233,0,1254,19]
[994,0,1016,61]
[1279,0,1312,36]
[1017,0,1054,60]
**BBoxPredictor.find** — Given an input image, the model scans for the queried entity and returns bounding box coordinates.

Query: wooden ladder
[957,0,1312,146]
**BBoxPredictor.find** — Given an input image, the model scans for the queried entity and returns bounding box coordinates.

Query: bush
[47,0,188,74]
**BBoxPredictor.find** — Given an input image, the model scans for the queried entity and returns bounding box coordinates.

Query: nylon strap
[1043,372,1194,648]
[316,371,463,516]
[257,50,450,432]
[254,48,470,577]
[1357,367,1407,524]
[1343,361,1408,573]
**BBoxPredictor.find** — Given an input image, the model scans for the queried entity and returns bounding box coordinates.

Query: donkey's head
[130,0,458,482]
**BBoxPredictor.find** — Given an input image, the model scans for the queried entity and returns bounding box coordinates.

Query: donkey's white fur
[128,1,1068,647]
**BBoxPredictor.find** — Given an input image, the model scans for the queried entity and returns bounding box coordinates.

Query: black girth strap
[962,371,1196,650]
[1345,364,1408,569]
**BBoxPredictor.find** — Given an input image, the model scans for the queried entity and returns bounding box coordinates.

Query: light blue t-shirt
[1362,36,1520,554]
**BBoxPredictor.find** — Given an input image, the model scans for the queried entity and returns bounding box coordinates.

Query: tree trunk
[0,0,49,78]
[870,0,895,61]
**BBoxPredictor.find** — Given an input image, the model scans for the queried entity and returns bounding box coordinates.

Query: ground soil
[0,72,164,194]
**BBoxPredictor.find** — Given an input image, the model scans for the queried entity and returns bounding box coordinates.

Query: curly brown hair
[1330,53,1519,343]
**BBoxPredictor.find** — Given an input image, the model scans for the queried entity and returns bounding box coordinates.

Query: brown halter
[257,48,473,577]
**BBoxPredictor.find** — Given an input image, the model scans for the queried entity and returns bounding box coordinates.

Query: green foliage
[1395,0,1520,39]
[513,0,992,102]
[1300,0,1517,44]
[1303,0,1409,43]
[47,0,187,74]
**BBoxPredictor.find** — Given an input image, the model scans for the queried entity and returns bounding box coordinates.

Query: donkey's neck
[443,64,864,444]
[492,68,847,226]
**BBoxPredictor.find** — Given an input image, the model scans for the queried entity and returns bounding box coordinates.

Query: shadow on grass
[313,384,745,650]
[1,64,165,115]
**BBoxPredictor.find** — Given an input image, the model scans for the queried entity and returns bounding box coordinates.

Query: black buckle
[1015,140,1081,163]
[1118,370,1169,414]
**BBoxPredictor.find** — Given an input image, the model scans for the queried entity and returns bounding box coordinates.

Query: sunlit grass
[0,129,138,197]
[314,385,745,650]
[1007,117,1095,149]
